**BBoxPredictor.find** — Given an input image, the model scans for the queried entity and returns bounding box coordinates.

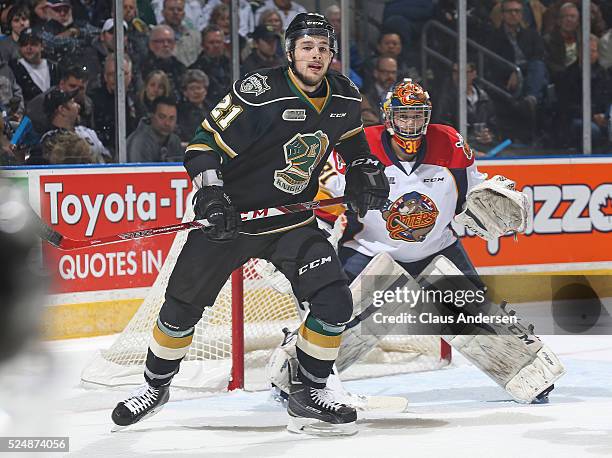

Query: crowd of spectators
[0,0,610,165]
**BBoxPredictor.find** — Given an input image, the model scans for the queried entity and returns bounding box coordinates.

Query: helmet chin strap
[392,132,422,157]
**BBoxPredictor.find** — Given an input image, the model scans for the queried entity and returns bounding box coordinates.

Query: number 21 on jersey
[211,94,243,130]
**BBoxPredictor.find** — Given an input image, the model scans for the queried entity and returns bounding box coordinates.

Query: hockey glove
[193,186,240,241]
[344,156,390,218]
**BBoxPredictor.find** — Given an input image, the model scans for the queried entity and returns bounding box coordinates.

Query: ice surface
[1,334,611,457]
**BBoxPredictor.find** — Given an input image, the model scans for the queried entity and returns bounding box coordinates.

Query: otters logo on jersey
[381,192,440,242]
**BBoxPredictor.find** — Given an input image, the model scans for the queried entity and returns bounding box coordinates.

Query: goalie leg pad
[336,253,424,372]
[422,255,565,403]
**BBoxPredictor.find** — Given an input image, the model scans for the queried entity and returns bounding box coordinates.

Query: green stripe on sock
[305,315,345,336]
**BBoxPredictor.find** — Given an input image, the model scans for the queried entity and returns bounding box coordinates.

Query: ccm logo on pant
[298,256,332,275]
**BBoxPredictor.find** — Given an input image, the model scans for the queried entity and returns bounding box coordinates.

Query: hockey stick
[31,196,345,251]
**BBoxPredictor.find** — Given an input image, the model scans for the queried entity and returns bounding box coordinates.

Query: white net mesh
[81,207,449,392]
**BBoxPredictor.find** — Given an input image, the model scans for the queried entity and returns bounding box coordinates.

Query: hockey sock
[296,315,345,388]
[144,318,194,387]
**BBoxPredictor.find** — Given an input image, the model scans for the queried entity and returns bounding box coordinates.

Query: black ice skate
[287,385,357,436]
[111,383,170,431]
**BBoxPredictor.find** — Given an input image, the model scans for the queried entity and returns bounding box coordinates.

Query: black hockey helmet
[284,12,338,54]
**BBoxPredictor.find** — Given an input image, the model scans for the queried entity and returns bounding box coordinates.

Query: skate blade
[110,404,167,433]
[287,416,358,437]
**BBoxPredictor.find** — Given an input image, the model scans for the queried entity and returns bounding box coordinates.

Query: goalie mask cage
[81,207,451,392]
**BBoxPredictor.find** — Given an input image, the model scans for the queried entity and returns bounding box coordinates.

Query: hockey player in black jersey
[112,13,389,435]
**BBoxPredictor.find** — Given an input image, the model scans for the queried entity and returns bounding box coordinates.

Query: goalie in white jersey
[324,80,488,282]
[269,79,565,408]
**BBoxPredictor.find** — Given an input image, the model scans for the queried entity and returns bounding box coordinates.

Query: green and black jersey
[184,66,370,235]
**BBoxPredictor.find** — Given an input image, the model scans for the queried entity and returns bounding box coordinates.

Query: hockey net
[81,208,451,392]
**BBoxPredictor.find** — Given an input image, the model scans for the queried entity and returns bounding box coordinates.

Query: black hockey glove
[344,155,390,218]
[193,186,241,241]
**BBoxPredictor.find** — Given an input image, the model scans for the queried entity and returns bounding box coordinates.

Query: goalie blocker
[268,254,565,404]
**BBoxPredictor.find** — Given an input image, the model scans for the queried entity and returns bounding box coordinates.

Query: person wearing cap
[26,64,94,134]
[12,29,58,103]
[0,4,31,64]
[160,0,201,67]
[41,0,98,64]
[80,18,129,90]
[241,25,284,76]
[41,87,110,163]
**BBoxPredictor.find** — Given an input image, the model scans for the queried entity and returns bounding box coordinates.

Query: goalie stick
[30,196,345,251]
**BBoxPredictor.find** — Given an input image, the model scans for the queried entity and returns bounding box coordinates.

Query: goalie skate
[287,385,358,436]
[111,384,170,431]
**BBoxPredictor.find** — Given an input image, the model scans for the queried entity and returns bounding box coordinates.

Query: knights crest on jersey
[275,131,330,194]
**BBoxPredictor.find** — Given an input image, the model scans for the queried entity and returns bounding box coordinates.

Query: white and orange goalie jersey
[315,123,487,262]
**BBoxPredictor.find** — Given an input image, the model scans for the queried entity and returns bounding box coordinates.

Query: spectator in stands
[257,8,285,59]
[600,27,612,69]
[0,51,24,119]
[81,18,129,90]
[12,29,58,104]
[488,0,549,103]
[220,0,256,38]
[151,0,207,31]
[29,0,49,32]
[542,0,607,37]
[360,94,381,127]
[70,0,109,28]
[39,88,109,163]
[363,32,421,90]
[554,34,611,149]
[544,2,581,83]
[123,0,150,72]
[254,0,307,30]
[41,0,98,65]
[26,64,94,135]
[32,129,95,164]
[325,5,363,78]
[490,0,548,33]
[127,96,183,162]
[160,0,201,67]
[136,70,173,120]
[190,25,231,106]
[435,62,498,153]
[258,8,283,34]
[209,4,249,59]
[381,0,435,64]
[89,54,138,159]
[141,25,187,102]
[0,4,31,64]
[241,25,283,76]
[361,57,398,124]
[177,69,211,142]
